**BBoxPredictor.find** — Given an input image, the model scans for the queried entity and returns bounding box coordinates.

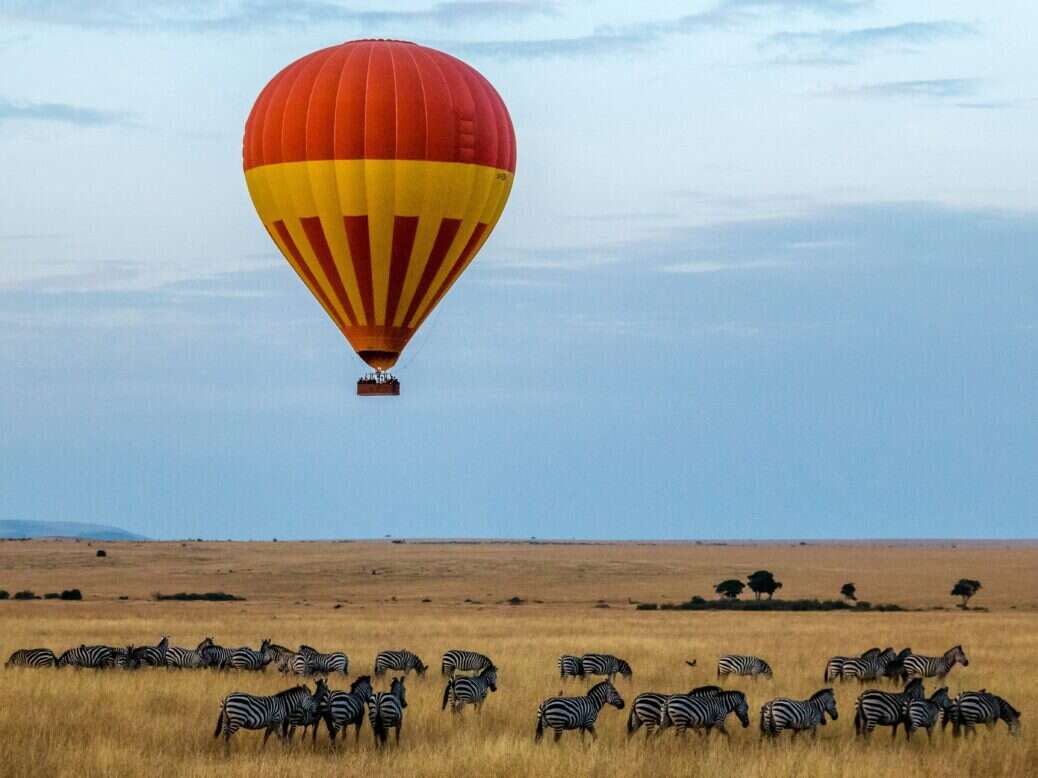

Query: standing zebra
[374,649,427,677]
[57,645,116,669]
[441,649,493,678]
[557,655,584,681]
[535,681,625,742]
[442,665,497,714]
[112,645,141,670]
[367,677,408,746]
[659,688,750,736]
[131,636,169,667]
[902,687,951,741]
[717,655,772,681]
[297,645,348,676]
[946,691,1021,737]
[880,648,913,684]
[213,684,320,747]
[902,645,968,680]
[581,654,632,682]
[5,648,57,668]
[200,640,240,669]
[840,648,897,683]
[854,677,924,738]
[322,675,373,743]
[225,639,274,671]
[285,678,331,742]
[760,688,838,738]
[165,638,212,669]
[824,647,880,683]
[626,687,716,738]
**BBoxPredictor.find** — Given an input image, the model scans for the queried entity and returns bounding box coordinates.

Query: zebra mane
[350,675,372,692]
[273,684,311,699]
[587,680,615,696]
[894,647,912,660]
[690,685,722,696]
[809,688,834,702]
[860,647,881,657]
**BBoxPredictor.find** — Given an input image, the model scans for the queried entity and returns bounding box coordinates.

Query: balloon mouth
[359,350,400,371]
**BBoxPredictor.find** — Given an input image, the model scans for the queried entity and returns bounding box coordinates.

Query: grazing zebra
[760,688,838,738]
[902,645,968,680]
[225,639,274,671]
[322,675,373,743]
[854,677,924,738]
[441,649,493,678]
[367,677,408,746]
[946,691,1021,737]
[57,645,116,669]
[581,654,632,682]
[902,687,951,741]
[165,638,212,669]
[557,655,584,681]
[659,688,750,736]
[131,636,169,667]
[297,645,348,676]
[213,684,319,747]
[374,649,427,677]
[285,678,331,741]
[717,655,773,681]
[841,648,897,683]
[5,648,57,668]
[442,665,498,714]
[535,681,625,742]
[824,647,880,683]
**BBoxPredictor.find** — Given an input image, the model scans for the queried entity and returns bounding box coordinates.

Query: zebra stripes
[374,649,427,677]
[902,687,951,740]
[322,676,373,742]
[165,638,212,669]
[824,647,881,683]
[112,646,140,670]
[627,692,669,737]
[840,648,899,683]
[441,649,493,678]
[580,654,632,682]
[225,639,274,671]
[131,636,169,668]
[660,687,750,736]
[442,665,497,714]
[57,645,116,669]
[214,684,319,746]
[282,645,349,676]
[854,677,924,738]
[535,681,625,742]
[902,645,968,680]
[760,688,837,738]
[557,655,584,680]
[5,648,57,668]
[718,655,773,681]
[285,678,331,741]
[946,691,1021,737]
[367,677,408,746]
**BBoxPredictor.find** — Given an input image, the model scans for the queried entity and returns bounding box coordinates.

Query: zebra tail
[660,700,672,729]
[535,707,545,741]
[626,705,638,734]
[213,700,225,738]
[442,679,453,711]
[759,703,767,735]
[854,698,863,735]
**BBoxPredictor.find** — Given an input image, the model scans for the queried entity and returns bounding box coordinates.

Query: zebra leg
[553,728,562,743]
[587,725,598,741]
[394,724,401,745]
[262,726,276,748]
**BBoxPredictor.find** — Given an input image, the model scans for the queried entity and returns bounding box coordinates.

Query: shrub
[715,579,745,600]
[14,590,39,600]
[60,589,82,601]
[635,602,659,610]
[96,549,107,558]
[747,570,782,600]
[0,590,9,600]
[152,592,244,602]
[44,592,60,599]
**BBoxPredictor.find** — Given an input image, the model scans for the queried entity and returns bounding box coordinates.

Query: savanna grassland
[1,539,1035,777]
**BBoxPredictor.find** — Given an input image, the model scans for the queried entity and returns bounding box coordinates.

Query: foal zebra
[131,636,169,667]
[760,688,838,738]
[840,648,897,683]
[557,655,584,681]
[213,684,319,747]
[854,677,924,738]
[824,647,880,683]
[717,655,772,681]
[225,639,274,671]
[57,645,116,669]
[165,638,212,669]
[659,688,751,736]
[902,645,968,680]
[322,676,373,743]
[374,649,427,677]
[5,648,57,668]
[442,665,497,714]
[581,654,632,682]
[902,687,951,740]
[946,691,1021,737]
[441,649,493,678]
[367,677,408,746]
[535,681,625,742]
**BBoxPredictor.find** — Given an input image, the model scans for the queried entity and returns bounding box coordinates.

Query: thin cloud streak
[0,97,135,127]
[823,78,980,100]
[762,20,977,65]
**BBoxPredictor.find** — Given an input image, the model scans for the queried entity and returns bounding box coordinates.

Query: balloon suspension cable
[357,368,400,396]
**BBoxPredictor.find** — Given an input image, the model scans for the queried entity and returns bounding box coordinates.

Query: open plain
[1,539,1035,777]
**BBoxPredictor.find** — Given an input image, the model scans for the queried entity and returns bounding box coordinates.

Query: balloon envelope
[243,40,516,371]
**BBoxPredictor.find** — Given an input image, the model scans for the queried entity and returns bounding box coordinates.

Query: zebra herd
[5,639,1022,749]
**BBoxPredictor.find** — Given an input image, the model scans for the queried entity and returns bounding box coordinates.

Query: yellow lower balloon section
[245,159,513,369]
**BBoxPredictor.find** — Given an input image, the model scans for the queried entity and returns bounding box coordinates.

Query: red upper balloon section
[244,40,516,173]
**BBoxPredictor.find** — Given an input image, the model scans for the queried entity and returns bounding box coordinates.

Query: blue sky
[1,1,1035,540]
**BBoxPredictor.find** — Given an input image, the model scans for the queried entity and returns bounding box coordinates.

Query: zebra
[824,647,881,683]
[322,675,374,743]
[225,639,274,671]
[374,649,427,677]
[946,691,1021,737]
[626,687,716,737]
[841,647,897,683]
[535,680,625,742]
[717,655,772,681]
[200,640,238,669]
[760,688,838,738]
[213,683,319,747]
[441,649,493,678]
[854,677,924,738]
[880,648,913,684]
[901,686,951,741]
[112,645,141,670]
[442,665,497,714]
[131,636,169,667]
[557,655,584,681]
[581,653,632,682]
[56,645,116,669]
[296,645,348,676]
[285,678,331,742]
[5,648,57,668]
[659,688,750,736]
[367,676,408,746]
[165,637,212,669]
[902,645,968,680]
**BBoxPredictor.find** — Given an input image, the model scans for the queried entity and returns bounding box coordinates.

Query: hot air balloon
[243,40,516,395]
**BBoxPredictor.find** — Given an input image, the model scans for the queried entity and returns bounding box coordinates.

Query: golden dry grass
[1,540,1035,777]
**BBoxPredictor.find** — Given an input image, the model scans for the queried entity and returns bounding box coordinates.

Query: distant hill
[0,520,147,541]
